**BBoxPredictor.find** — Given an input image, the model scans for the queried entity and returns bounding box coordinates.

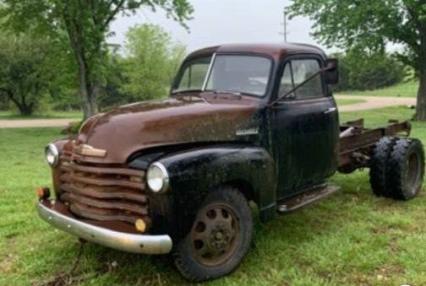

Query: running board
[277,185,340,213]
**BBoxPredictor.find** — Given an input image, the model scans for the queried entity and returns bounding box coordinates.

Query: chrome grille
[58,157,150,227]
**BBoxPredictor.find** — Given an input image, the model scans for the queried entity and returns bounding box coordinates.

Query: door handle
[324,107,337,114]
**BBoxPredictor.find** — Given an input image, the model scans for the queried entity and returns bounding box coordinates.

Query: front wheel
[174,187,253,282]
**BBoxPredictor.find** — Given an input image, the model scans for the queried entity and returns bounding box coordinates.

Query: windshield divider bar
[201,53,216,91]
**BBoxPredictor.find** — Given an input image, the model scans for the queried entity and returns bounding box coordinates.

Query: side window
[279,64,294,97]
[291,59,323,98]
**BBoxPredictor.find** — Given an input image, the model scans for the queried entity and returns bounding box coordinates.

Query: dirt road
[336,95,415,112]
[0,119,74,129]
[0,96,416,128]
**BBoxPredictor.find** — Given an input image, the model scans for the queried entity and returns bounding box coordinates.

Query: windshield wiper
[206,89,246,98]
[171,89,203,95]
[213,90,240,95]
[172,89,208,102]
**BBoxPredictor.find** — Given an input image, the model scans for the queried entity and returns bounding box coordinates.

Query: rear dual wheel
[370,137,425,200]
[174,188,253,282]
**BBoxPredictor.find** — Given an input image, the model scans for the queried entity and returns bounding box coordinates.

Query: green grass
[340,105,416,127]
[0,111,82,120]
[337,81,419,98]
[335,98,366,106]
[1,106,426,285]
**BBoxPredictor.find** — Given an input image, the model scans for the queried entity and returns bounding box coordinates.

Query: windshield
[173,54,272,97]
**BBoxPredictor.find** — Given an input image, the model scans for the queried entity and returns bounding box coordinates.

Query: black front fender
[158,145,277,222]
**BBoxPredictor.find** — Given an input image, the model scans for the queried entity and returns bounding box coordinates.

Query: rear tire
[369,137,397,197]
[387,138,425,200]
[174,187,253,282]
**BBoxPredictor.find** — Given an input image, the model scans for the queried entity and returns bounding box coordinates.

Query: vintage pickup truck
[37,43,424,282]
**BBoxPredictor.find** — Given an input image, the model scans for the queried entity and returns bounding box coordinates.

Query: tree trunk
[416,70,426,121]
[19,104,34,116]
[416,23,426,121]
[76,53,98,120]
[78,62,91,120]
[13,97,33,116]
[62,8,99,121]
[2,89,34,116]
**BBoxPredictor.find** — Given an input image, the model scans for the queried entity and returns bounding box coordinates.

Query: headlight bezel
[146,162,170,193]
[45,143,59,167]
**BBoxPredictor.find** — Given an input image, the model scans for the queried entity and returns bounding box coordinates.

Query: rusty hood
[72,95,260,164]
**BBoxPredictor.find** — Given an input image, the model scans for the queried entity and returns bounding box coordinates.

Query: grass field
[1,106,425,286]
[338,81,419,98]
[0,111,82,120]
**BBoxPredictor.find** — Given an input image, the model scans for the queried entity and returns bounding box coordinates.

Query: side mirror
[325,58,339,85]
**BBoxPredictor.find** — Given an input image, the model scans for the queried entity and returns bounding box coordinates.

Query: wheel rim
[190,203,240,266]
[406,152,421,195]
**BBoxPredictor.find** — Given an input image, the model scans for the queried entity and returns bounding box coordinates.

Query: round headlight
[45,144,59,167]
[147,162,169,193]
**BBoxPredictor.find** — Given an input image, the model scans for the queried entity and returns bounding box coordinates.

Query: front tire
[174,187,253,282]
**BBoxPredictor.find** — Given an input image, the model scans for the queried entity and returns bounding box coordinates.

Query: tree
[288,1,426,120]
[97,25,186,109]
[335,48,405,91]
[0,34,53,115]
[97,50,130,109]
[121,24,186,101]
[0,0,193,120]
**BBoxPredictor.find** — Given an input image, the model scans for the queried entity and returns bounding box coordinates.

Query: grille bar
[61,184,147,203]
[69,203,144,224]
[60,173,144,190]
[60,162,144,177]
[61,192,148,216]
[58,157,150,228]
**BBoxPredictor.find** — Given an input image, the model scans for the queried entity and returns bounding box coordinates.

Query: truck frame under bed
[338,119,411,173]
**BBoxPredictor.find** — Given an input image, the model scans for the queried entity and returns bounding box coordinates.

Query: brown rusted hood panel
[75,96,259,164]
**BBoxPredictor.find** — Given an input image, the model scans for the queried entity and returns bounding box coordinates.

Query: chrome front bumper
[37,201,173,254]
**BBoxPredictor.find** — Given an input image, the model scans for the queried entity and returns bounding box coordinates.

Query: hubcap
[407,152,421,194]
[190,204,240,266]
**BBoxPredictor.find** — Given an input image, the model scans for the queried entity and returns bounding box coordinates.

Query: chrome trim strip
[37,201,172,255]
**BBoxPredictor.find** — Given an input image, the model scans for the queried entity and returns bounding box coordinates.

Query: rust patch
[75,95,259,164]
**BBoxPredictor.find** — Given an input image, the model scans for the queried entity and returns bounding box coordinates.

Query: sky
[110,0,325,54]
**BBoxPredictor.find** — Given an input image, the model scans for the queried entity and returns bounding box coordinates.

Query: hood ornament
[74,144,107,158]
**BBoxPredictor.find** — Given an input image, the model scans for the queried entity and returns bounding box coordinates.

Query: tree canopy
[0,34,65,115]
[289,0,426,119]
[335,48,405,91]
[0,0,193,119]
[97,24,186,109]
[121,24,186,101]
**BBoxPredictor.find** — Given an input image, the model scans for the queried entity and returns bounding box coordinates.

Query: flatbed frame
[338,119,411,173]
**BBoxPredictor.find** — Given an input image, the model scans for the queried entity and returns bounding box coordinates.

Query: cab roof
[187,43,327,61]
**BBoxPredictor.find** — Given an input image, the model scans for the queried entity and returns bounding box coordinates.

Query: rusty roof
[187,43,326,60]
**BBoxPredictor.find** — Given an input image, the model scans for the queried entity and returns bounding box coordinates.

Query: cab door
[270,56,339,200]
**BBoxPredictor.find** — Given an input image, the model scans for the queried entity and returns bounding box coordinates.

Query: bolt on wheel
[190,204,240,266]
